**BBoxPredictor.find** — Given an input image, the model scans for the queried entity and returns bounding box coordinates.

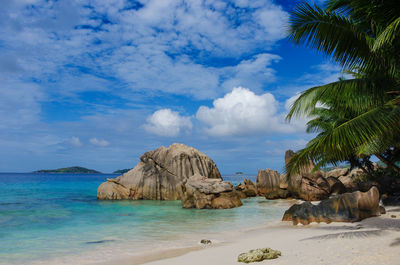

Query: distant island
[235,172,244,175]
[113,169,131,174]
[33,166,101,174]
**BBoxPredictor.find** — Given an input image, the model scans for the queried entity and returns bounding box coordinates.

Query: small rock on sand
[200,239,211,245]
[238,248,281,263]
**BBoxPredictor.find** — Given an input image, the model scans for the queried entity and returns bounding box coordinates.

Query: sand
[104,206,400,265]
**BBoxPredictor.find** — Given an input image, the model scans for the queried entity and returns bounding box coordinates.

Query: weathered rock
[348,168,364,178]
[237,248,281,263]
[297,173,331,201]
[285,150,330,201]
[200,239,211,245]
[236,190,247,199]
[357,181,379,192]
[279,173,288,189]
[338,175,357,190]
[265,189,290,200]
[97,143,222,200]
[97,179,131,200]
[181,174,242,209]
[326,168,349,179]
[211,192,242,209]
[326,177,346,195]
[282,186,380,225]
[256,169,280,196]
[285,149,314,175]
[235,179,257,197]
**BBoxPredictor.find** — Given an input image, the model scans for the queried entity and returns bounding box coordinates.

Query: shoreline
[98,206,400,265]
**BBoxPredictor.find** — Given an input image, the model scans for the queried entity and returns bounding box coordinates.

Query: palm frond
[311,103,400,161]
[373,17,400,51]
[288,103,400,175]
[289,2,373,69]
[286,78,394,120]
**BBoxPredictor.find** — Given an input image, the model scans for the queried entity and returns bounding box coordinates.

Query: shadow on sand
[300,216,400,242]
[390,238,400,247]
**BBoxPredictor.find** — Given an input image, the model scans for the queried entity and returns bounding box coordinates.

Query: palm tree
[287,104,374,175]
[285,0,400,175]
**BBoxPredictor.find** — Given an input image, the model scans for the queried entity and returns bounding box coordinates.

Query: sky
[0,0,342,174]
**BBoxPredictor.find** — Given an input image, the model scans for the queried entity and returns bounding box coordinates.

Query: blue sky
[0,0,342,174]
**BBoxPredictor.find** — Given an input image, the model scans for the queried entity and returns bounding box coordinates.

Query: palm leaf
[287,102,400,175]
[289,2,373,69]
[286,78,394,120]
[373,17,400,51]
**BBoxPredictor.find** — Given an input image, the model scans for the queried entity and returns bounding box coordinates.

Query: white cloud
[90,137,110,147]
[0,0,290,100]
[0,77,43,130]
[143,109,192,137]
[221,53,281,92]
[69,136,82,147]
[196,87,302,136]
[254,4,290,40]
[0,0,318,174]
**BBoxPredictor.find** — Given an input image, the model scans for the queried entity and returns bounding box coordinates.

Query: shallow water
[0,173,290,264]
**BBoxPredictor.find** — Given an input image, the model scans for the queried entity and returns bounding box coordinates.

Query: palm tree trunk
[375,154,400,173]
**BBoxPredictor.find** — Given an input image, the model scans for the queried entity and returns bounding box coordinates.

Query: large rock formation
[282,186,380,225]
[256,169,280,196]
[97,143,222,200]
[181,174,242,209]
[285,150,331,201]
[256,168,291,199]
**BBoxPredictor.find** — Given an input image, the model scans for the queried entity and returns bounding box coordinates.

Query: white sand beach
[103,206,400,265]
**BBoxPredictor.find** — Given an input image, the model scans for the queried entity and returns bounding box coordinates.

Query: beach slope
[107,207,400,265]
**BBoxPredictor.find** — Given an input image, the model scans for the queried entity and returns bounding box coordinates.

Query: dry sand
[105,206,400,265]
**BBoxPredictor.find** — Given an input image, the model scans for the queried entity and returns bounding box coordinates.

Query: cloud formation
[69,136,83,147]
[0,0,341,173]
[196,87,303,136]
[0,0,290,101]
[89,138,110,147]
[144,109,192,137]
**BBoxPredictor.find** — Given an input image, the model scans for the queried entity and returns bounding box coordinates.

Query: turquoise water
[0,173,290,265]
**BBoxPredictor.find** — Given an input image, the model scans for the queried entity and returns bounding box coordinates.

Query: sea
[0,173,291,265]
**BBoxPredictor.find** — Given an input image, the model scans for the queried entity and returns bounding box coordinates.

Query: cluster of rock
[97,143,389,224]
[237,248,281,263]
[255,150,372,202]
[285,150,345,201]
[252,150,387,225]
[97,143,242,209]
[235,178,258,198]
[282,186,381,225]
[181,174,242,209]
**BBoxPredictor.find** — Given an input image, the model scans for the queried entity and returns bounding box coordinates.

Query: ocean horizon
[0,173,290,265]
